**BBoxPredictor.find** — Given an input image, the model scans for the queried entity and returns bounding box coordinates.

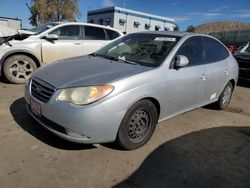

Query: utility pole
[123,0,126,8]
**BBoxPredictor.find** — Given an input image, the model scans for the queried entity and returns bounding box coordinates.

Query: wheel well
[229,79,236,89]
[143,97,161,119]
[2,52,41,68]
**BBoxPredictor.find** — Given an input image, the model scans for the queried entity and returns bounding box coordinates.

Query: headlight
[57,85,114,105]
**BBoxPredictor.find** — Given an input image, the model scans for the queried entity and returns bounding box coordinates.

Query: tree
[186,25,195,32]
[27,0,81,26]
[173,24,179,31]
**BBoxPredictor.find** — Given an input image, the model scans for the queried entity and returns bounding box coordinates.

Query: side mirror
[44,34,59,40]
[175,55,189,68]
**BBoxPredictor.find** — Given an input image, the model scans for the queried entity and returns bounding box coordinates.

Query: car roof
[136,31,201,37]
[48,22,123,34]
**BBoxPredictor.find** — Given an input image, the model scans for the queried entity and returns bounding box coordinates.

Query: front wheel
[3,55,37,84]
[116,100,158,150]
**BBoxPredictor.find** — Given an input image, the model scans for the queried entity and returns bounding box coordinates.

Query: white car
[0,22,123,83]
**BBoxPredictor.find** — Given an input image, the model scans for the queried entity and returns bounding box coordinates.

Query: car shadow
[10,97,96,150]
[114,126,250,188]
[0,76,7,83]
[237,79,250,88]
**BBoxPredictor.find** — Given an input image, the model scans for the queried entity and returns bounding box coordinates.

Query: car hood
[34,56,151,88]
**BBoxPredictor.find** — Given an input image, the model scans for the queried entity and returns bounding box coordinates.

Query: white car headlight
[57,85,114,105]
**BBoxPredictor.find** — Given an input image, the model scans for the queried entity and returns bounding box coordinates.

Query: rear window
[203,37,229,63]
[84,26,106,40]
[106,29,120,40]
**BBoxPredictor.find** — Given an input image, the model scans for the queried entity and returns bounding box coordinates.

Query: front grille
[31,79,55,103]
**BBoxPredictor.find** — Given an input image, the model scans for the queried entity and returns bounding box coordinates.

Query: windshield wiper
[3,37,12,47]
[89,53,110,59]
[89,53,138,65]
[111,56,138,65]
[89,52,96,57]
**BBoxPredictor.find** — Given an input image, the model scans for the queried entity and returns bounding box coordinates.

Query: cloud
[211,5,230,12]
[173,16,190,23]
[188,12,222,18]
[102,0,114,7]
[172,10,222,24]
[188,12,224,19]
[169,1,180,5]
[233,10,250,18]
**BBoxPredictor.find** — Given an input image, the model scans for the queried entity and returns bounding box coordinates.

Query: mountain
[195,21,250,33]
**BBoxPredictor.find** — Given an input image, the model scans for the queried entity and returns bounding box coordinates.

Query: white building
[0,16,21,30]
[87,7,176,34]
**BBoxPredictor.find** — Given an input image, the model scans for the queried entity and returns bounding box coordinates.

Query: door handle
[201,74,207,80]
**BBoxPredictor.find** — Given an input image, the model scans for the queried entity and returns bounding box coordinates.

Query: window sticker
[154,37,177,42]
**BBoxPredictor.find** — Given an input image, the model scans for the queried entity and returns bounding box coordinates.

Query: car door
[203,37,230,103]
[163,36,209,117]
[41,25,84,64]
[82,26,109,55]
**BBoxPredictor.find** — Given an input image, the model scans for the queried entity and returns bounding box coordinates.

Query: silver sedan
[25,31,238,150]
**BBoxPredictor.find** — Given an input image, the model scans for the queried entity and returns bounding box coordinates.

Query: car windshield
[242,43,250,54]
[96,33,180,67]
[32,23,59,35]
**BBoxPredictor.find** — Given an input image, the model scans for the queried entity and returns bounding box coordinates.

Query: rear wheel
[3,55,37,84]
[213,82,233,110]
[116,100,158,150]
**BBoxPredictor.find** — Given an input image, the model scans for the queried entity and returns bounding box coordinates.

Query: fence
[208,29,250,47]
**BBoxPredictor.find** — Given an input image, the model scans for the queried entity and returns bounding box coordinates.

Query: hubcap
[128,109,151,143]
[222,85,232,107]
[9,60,33,81]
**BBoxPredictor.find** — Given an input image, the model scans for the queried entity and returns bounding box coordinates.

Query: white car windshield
[33,23,60,35]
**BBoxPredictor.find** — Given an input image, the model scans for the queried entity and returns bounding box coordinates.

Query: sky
[0,0,250,30]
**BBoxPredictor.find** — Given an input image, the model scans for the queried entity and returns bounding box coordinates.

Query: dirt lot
[0,80,249,188]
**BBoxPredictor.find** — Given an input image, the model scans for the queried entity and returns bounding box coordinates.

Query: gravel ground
[0,80,249,188]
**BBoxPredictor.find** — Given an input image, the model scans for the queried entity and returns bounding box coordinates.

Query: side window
[50,25,81,40]
[105,29,120,40]
[203,37,229,63]
[176,36,204,66]
[84,26,106,40]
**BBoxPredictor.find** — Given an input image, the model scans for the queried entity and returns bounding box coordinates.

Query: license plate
[30,98,41,117]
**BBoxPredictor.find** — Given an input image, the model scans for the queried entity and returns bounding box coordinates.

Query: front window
[50,25,81,40]
[96,33,180,67]
[176,36,204,66]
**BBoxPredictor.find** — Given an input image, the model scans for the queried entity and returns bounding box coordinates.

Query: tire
[116,100,158,150]
[213,82,233,110]
[3,55,37,84]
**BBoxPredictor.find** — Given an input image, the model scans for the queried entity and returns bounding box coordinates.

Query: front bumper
[24,80,126,144]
